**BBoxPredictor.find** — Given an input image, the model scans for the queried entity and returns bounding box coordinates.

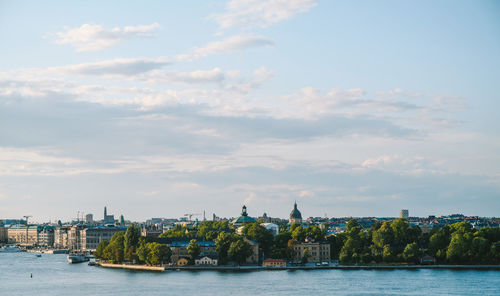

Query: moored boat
[0,245,21,253]
[67,253,90,264]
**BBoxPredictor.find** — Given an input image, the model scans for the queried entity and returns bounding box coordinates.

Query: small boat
[67,253,90,264]
[36,254,42,257]
[0,245,21,253]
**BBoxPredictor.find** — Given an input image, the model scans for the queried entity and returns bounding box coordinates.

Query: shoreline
[97,263,500,272]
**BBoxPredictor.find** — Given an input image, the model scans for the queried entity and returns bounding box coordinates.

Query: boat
[0,245,21,253]
[67,253,90,264]
[36,254,42,257]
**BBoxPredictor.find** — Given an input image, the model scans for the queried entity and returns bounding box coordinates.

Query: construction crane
[23,215,32,245]
[184,213,202,221]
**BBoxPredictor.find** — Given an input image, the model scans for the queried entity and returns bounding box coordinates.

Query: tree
[146,242,170,266]
[301,249,311,265]
[94,240,109,260]
[402,242,419,264]
[228,238,253,265]
[291,225,306,242]
[124,224,141,261]
[305,225,326,242]
[327,233,347,260]
[243,222,274,257]
[429,228,450,261]
[137,238,149,264]
[446,232,471,264]
[104,231,125,263]
[187,239,201,263]
[215,232,234,264]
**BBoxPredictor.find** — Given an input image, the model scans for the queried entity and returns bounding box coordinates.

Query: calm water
[1,252,499,296]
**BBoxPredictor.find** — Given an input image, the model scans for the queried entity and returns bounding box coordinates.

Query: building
[85,214,94,224]
[38,226,55,247]
[289,202,303,224]
[7,225,39,245]
[261,223,279,236]
[243,237,259,264]
[68,225,84,250]
[0,226,8,243]
[141,226,163,238]
[231,205,256,227]
[195,256,218,266]
[291,241,330,263]
[177,258,189,266]
[54,226,70,249]
[262,258,286,267]
[80,226,127,251]
[400,209,409,219]
[170,240,217,263]
[103,207,115,224]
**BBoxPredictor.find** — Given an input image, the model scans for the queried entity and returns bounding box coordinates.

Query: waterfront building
[177,257,189,266]
[7,225,39,245]
[170,240,217,263]
[0,226,7,243]
[291,240,330,263]
[68,225,84,250]
[260,223,279,236]
[38,226,55,247]
[262,258,286,267]
[54,226,69,249]
[289,202,303,224]
[243,237,259,264]
[231,205,256,227]
[400,209,409,219]
[195,256,218,266]
[81,226,127,251]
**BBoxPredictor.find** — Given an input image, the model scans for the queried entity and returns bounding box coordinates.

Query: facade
[292,241,330,263]
[170,240,217,263]
[81,226,127,251]
[0,226,7,243]
[195,256,218,266]
[7,225,39,245]
[177,258,189,266]
[261,223,279,236]
[289,202,303,224]
[262,258,286,267]
[54,227,69,249]
[85,214,93,224]
[243,237,259,264]
[141,226,163,238]
[231,205,256,227]
[400,209,409,219]
[68,225,84,250]
[38,226,55,247]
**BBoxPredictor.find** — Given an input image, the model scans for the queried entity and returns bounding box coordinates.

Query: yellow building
[262,258,286,267]
[177,258,189,266]
[292,241,330,263]
[8,225,39,245]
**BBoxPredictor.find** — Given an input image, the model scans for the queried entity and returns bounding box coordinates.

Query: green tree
[446,232,472,264]
[146,242,170,266]
[137,238,149,264]
[187,239,201,263]
[104,231,125,263]
[291,225,306,242]
[243,222,274,257]
[305,225,326,242]
[301,249,311,265]
[94,240,109,260]
[470,236,489,263]
[228,238,253,265]
[402,242,419,264]
[215,232,234,264]
[124,224,141,261]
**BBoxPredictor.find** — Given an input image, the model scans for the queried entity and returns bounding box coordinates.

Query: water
[1,252,499,296]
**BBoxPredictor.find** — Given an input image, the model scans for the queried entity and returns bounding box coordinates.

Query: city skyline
[1,0,500,222]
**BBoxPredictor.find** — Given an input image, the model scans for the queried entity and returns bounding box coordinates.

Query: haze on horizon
[1,0,499,223]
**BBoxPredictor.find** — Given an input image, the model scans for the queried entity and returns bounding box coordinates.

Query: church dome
[231,205,256,225]
[290,202,302,219]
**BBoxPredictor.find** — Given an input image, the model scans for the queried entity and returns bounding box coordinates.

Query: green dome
[290,202,302,219]
[232,205,256,224]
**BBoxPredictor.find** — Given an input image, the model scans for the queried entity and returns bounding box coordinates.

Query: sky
[1,0,499,223]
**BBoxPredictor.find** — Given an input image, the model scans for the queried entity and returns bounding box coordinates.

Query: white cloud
[54,23,160,51]
[176,35,274,61]
[213,0,317,29]
[50,57,171,76]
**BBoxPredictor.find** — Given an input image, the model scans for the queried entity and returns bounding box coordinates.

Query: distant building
[103,207,115,224]
[243,237,259,264]
[291,240,330,263]
[85,214,93,224]
[54,226,70,249]
[141,226,163,238]
[0,226,7,243]
[7,225,39,245]
[400,209,409,219]
[38,226,55,247]
[80,226,127,251]
[170,240,217,263]
[177,257,189,266]
[260,223,279,236]
[289,202,303,224]
[195,256,218,266]
[262,258,286,267]
[231,205,257,227]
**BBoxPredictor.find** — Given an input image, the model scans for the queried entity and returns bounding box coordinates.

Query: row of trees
[95,224,171,266]
[332,219,500,264]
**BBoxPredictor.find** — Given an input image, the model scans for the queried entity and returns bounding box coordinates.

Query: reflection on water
[1,253,499,296]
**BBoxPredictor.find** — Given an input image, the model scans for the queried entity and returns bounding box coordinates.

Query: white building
[261,223,279,236]
[195,256,218,266]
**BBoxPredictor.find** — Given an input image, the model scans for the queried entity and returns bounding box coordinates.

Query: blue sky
[1,0,499,222]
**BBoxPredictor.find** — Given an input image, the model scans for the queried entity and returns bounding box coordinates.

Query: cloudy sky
[1,0,499,223]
